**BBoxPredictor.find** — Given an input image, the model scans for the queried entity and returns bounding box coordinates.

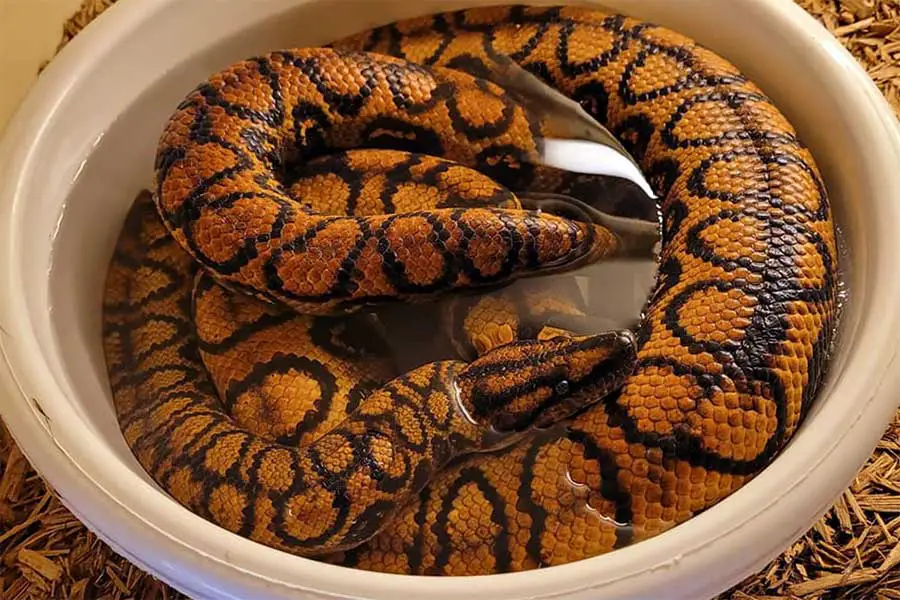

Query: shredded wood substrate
[1,0,899,598]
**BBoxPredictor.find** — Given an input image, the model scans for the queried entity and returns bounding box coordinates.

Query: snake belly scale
[101,5,840,576]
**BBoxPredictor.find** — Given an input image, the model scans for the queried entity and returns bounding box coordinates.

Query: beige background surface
[0,0,81,132]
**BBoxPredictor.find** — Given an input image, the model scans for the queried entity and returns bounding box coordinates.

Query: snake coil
[102,5,840,575]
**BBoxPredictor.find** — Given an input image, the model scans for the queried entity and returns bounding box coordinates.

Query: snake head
[454,330,637,445]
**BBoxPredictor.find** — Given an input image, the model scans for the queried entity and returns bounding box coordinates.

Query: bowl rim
[1,0,899,598]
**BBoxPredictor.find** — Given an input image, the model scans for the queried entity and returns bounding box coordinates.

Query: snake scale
[102,5,840,576]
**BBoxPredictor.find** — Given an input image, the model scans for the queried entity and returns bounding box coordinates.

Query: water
[375,257,657,375]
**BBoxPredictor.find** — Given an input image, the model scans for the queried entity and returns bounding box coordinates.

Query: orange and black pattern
[102,4,839,576]
[105,192,635,555]
[153,45,621,315]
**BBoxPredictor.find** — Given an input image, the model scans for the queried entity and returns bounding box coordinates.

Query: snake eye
[554,380,571,396]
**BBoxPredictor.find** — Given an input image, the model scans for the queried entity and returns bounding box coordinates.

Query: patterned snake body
[103,5,840,576]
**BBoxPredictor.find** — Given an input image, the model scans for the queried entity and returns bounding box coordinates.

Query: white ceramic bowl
[1,1,899,598]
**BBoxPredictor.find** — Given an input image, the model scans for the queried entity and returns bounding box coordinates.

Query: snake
[101,5,840,576]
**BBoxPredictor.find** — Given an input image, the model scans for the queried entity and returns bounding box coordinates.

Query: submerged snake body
[103,5,840,575]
